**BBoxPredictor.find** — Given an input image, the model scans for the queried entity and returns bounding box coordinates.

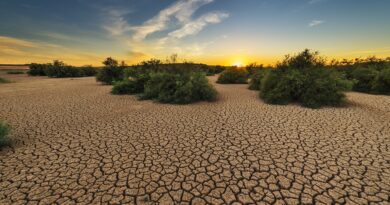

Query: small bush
[372,68,390,95]
[28,63,49,76]
[80,66,98,77]
[0,121,10,148]
[260,49,352,108]
[6,71,25,74]
[112,80,142,95]
[142,72,217,104]
[299,69,352,108]
[96,57,124,85]
[351,67,379,93]
[0,77,11,83]
[217,68,248,84]
[248,69,269,90]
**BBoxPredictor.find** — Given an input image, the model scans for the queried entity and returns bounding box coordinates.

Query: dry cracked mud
[0,74,389,205]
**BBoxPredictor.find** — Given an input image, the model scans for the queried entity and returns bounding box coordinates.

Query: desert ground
[0,74,389,205]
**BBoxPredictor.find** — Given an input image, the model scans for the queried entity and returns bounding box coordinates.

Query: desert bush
[248,69,269,90]
[372,68,390,95]
[80,66,98,77]
[7,71,24,74]
[0,121,10,148]
[260,49,352,108]
[45,61,82,78]
[217,68,248,84]
[28,63,49,76]
[299,69,352,108]
[0,77,11,83]
[96,57,124,84]
[351,67,379,93]
[142,72,217,104]
[111,80,142,95]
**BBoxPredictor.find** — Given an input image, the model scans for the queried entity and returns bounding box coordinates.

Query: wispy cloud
[308,0,323,4]
[168,11,229,39]
[309,20,325,27]
[103,0,229,42]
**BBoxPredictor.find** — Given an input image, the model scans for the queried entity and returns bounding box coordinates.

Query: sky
[1,0,390,66]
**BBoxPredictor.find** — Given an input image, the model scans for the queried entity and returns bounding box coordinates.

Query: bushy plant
[0,77,11,83]
[248,69,269,90]
[80,66,98,77]
[112,80,141,95]
[142,72,217,104]
[351,67,379,93]
[28,63,49,76]
[372,68,390,95]
[260,49,352,108]
[6,71,25,74]
[299,69,352,108]
[0,121,10,148]
[96,57,124,85]
[217,68,248,84]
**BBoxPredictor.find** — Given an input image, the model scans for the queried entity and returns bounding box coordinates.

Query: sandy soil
[0,75,389,204]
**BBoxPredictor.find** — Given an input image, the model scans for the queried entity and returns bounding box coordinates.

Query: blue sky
[1,0,390,65]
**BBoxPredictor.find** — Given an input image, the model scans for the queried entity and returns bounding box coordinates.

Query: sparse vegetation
[260,49,352,108]
[0,77,11,83]
[0,121,10,148]
[28,61,98,78]
[332,57,390,95]
[248,69,269,90]
[141,72,217,104]
[6,71,25,74]
[217,68,248,84]
[111,57,218,104]
[96,57,125,85]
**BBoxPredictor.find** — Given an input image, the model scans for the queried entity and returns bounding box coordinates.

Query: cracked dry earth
[0,74,390,205]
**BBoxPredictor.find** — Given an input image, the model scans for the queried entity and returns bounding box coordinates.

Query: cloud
[128,51,147,58]
[103,9,132,36]
[308,0,323,4]
[168,11,229,39]
[309,20,325,27]
[103,0,229,42]
[131,0,214,41]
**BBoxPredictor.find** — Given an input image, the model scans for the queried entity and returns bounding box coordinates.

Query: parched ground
[0,74,389,205]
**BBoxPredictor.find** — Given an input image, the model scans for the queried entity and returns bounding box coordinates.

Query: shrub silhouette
[96,57,125,84]
[372,68,390,95]
[217,68,248,84]
[6,71,24,74]
[0,77,11,83]
[0,121,10,148]
[260,49,352,108]
[28,63,49,76]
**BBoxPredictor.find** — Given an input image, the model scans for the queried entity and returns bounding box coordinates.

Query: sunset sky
[1,0,390,66]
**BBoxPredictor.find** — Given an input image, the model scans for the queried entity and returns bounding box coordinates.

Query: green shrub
[96,57,124,85]
[261,69,305,105]
[248,69,269,90]
[6,71,24,74]
[80,66,98,77]
[0,121,10,148]
[217,68,248,84]
[351,67,379,93]
[372,68,390,95]
[142,72,217,104]
[28,63,49,76]
[111,80,140,95]
[299,69,352,108]
[0,77,11,83]
[260,49,352,108]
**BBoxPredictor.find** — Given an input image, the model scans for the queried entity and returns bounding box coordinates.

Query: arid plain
[0,74,389,204]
